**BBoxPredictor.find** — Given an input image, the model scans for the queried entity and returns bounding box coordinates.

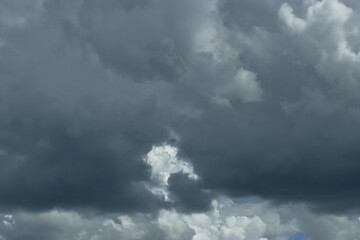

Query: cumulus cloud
[144,144,199,201]
[1,0,360,238]
[278,3,306,33]
[279,0,360,111]
[2,199,360,240]
[213,68,263,105]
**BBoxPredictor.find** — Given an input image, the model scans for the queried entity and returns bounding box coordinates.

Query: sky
[1,0,360,239]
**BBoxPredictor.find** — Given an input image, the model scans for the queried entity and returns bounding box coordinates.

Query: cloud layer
[2,198,360,240]
[1,0,360,238]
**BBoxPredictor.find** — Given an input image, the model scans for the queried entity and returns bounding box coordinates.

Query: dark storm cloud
[167,172,213,213]
[1,0,360,221]
[0,0,218,214]
[175,0,360,214]
[75,0,208,81]
[0,0,171,213]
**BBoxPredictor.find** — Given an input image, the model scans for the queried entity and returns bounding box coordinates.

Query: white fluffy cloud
[144,144,199,201]
[158,201,269,240]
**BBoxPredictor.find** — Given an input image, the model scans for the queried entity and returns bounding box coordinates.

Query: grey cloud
[0,0,171,213]
[2,199,360,240]
[75,0,204,81]
[174,0,360,214]
[167,172,213,213]
[1,0,360,231]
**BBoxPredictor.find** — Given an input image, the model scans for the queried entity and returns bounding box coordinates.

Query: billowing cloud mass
[2,198,360,240]
[1,0,360,239]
